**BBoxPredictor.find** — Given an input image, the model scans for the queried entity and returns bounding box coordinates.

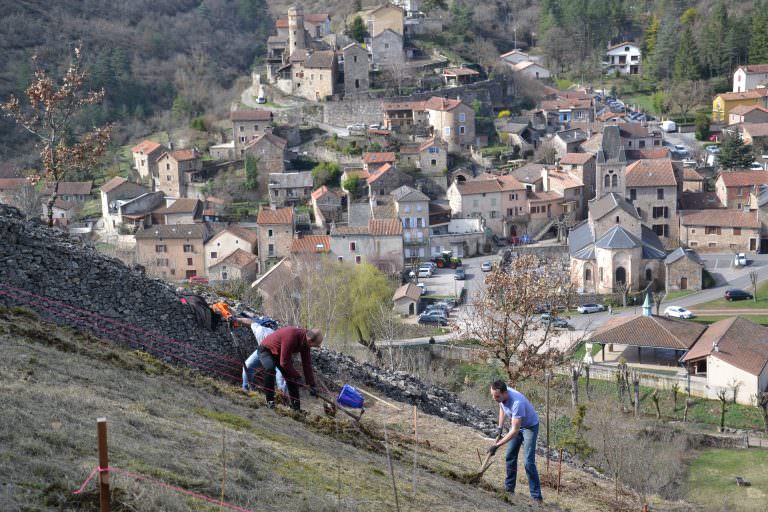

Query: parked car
[480,261,493,272]
[454,267,466,280]
[661,120,677,132]
[418,313,448,326]
[706,145,721,154]
[577,303,605,314]
[708,134,720,142]
[188,276,209,285]
[346,123,366,132]
[417,268,433,278]
[424,308,447,319]
[540,314,569,329]
[422,262,438,271]
[682,159,697,167]
[734,253,748,267]
[368,123,381,130]
[750,162,764,171]
[725,288,753,301]
[664,306,695,319]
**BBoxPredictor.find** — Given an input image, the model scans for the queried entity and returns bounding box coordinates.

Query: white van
[661,120,677,133]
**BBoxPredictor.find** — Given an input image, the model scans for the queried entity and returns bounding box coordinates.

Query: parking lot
[413,265,466,300]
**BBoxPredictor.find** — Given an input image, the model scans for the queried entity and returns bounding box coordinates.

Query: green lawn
[688,448,768,511]
[694,315,768,326]
[694,281,768,310]
[570,340,602,361]
[665,289,696,301]
[624,93,657,114]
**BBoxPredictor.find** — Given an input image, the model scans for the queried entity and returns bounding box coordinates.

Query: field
[687,448,768,511]
[694,282,768,310]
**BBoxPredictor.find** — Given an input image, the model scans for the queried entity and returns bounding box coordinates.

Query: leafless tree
[750,271,758,303]
[667,80,710,121]
[757,392,768,433]
[459,254,571,385]
[671,382,680,411]
[6,179,40,219]
[651,389,661,419]
[631,369,641,418]
[533,138,558,165]
[653,289,666,316]
[569,362,582,407]
[727,377,742,405]
[1,47,112,226]
[716,387,729,432]
[614,280,630,308]
[683,398,693,422]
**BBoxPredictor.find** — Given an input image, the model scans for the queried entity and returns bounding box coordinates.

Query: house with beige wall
[135,224,210,280]
[156,149,203,200]
[447,174,526,237]
[330,218,404,273]
[679,209,760,252]
[559,153,596,202]
[664,248,703,292]
[424,97,476,152]
[256,207,295,272]
[131,140,165,182]
[732,64,768,92]
[625,159,679,245]
[243,133,288,191]
[208,249,258,283]
[204,225,258,273]
[714,171,768,210]
[357,4,404,37]
[727,105,768,125]
[392,185,430,261]
[393,283,421,316]
[231,109,274,156]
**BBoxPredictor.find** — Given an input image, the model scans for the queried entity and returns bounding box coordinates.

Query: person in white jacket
[238,317,286,393]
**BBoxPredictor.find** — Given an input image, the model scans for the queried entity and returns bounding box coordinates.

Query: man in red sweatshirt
[257,327,323,410]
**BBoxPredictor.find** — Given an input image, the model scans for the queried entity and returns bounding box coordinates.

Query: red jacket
[260,327,316,387]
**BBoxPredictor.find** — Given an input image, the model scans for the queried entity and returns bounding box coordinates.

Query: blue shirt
[500,387,539,428]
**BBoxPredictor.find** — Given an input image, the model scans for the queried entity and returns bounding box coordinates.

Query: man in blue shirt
[487,379,542,502]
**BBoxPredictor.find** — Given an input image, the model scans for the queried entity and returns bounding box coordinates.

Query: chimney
[541,167,550,191]
[713,341,720,352]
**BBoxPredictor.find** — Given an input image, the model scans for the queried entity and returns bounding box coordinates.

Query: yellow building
[712,89,768,123]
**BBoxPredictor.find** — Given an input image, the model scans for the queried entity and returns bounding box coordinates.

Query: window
[166,175,172,181]
[615,216,620,224]
[639,140,646,148]
[404,205,411,213]
[384,43,389,49]
[657,188,664,200]
[690,241,698,247]
[627,141,632,147]
[155,245,167,253]
[355,255,362,264]
[459,125,466,134]
[708,242,717,248]
[240,136,245,143]
[338,256,344,262]
[733,227,742,235]
[349,241,357,252]
[705,226,721,235]
[431,159,437,166]
[653,224,669,237]
[611,175,618,187]
[599,268,604,282]
[187,258,193,266]
[585,268,592,282]
[472,199,479,208]
[222,272,228,280]
[604,175,610,187]
[268,229,273,237]
[268,244,275,256]
[509,193,517,200]
[490,211,498,218]
[156,258,169,267]
[355,79,360,88]
[629,189,636,200]
[491,198,497,207]
[652,206,669,219]
[353,55,358,63]
[444,127,451,136]
[166,163,170,170]
[210,252,217,259]
[417,231,423,240]
[183,244,193,253]
[416,204,422,212]
[459,112,466,122]
[239,126,244,132]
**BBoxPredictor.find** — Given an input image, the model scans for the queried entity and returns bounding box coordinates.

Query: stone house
[382,100,429,131]
[290,234,331,258]
[511,61,551,80]
[625,159,679,244]
[250,258,297,318]
[393,282,421,316]
[682,168,705,193]
[135,223,210,280]
[618,123,663,149]
[311,186,342,227]
[552,129,588,157]
[569,193,667,294]
[231,109,274,156]
[43,198,77,226]
[100,177,156,234]
[156,149,203,200]
[441,67,480,86]
[446,174,526,237]
[544,167,585,221]
[40,181,93,204]
[256,207,295,272]
[301,50,338,101]
[153,198,202,225]
[341,43,370,95]
[604,42,641,75]
[363,152,397,173]
[204,225,258,273]
[371,29,405,71]
[664,248,703,292]
[367,164,408,197]
[727,105,768,125]
[399,137,448,176]
[358,4,405,37]
[243,133,289,191]
[0,178,31,206]
[208,249,258,283]
[541,98,594,126]
[559,153,596,202]
[732,64,768,93]
[740,123,768,148]
[131,140,164,181]
[268,172,313,208]
[680,209,760,252]
[424,97,476,152]
[683,317,768,405]
[714,171,768,209]
[712,89,768,123]
[330,218,404,272]
[391,185,430,261]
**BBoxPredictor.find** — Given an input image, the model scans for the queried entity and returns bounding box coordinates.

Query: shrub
[694,113,710,141]
[497,110,511,119]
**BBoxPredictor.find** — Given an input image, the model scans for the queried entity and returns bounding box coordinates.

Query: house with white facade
[604,42,641,75]
[733,64,768,93]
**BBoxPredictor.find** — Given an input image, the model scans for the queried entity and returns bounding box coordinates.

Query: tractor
[432,251,462,269]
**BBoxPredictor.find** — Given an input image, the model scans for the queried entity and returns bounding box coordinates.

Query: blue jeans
[242,349,286,392]
[505,423,542,500]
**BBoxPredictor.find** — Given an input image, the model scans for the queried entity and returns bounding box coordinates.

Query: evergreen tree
[701,1,729,78]
[346,16,368,43]
[719,133,755,170]
[244,155,259,190]
[750,3,768,64]
[673,26,699,82]
[643,15,659,56]
[650,17,679,81]
[728,16,752,68]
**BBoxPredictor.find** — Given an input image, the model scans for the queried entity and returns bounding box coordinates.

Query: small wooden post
[557,448,563,495]
[97,417,110,512]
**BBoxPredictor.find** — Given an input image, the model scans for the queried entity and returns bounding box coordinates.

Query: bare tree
[614,281,630,308]
[667,80,710,122]
[716,387,729,432]
[533,138,558,165]
[750,271,758,303]
[1,47,111,226]
[653,289,666,316]
[569,362,583,407]
[6,179,40,219]
[757,392,768,433]
[671,382,680,411]
[727,377,742,404]
[631,370,641,418]
[683,398,693,422]
[651,389,661,419]
[460,254,570,385]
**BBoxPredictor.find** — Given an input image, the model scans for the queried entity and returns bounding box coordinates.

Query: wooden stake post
[97,417,110,512]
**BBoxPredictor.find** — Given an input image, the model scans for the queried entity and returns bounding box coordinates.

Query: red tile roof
[625,159,677,187]
[683,317,768,376]
[213,248,257,268]
[257,207,294,225]
[368,218,402,236]
[718,170,768,187]
[591,314,707,350]
[625,147,671,160]
[131,139,163,154]
[367,163,394,184]
[528,190,563,202]
[100,176,128,193]
[230,109,273,122]
[716,89,768,101]
[383,100,425,111]
[245,133,288,150]
[154,198,201,215]
[683,168,704,181]
[497,175,526,191]
[728,104,768,116]
[363,152,397,164]
[738,64,768,74]
[290,235,331,254]
[423,96,464,112]
[223,225,259,244]
[0,178,30,190]
[311,185,334,201]
[393,283,421,302]
[541,98,592,110]
[679,191,724,210]
[456,178,502,194]
[41,181,93,196]
[559,153,594,165]
[169,149,199,162]
[742,122,768,137]
[680,209,759,228]
[418,137,442,152]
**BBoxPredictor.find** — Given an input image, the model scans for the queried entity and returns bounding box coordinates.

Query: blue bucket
[337,384,365,409]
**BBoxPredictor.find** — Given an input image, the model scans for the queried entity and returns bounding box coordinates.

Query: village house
[40,181,93,204]
[541,98,594,126]
[682,167,705,193]
[204,224,258,273]
[231,109,274,156]
[727,105,768,125]
[665,247,704,292]
[559,153,596,202]
[330,218,404,272]
[275,12,331,39]
[618,123,663,149]
[625,159,679,244]
[153,198,202,225]
[301,50,338,101]
[268,171,313,208]
[399,137,448,177]
[603,42,641,75]
[131,140,165,181]
[446,174,527,237]
[552,129,589,157]
[441,67,480,86]
[732,64,768,93]
[423,97,476,152]
[250,258,298,318]
[341,43,370,96]
[363,152,397,173]
[392,185,430,261]
[367,164,411,198]
[256,207,295,272]
[135,223,210,280]
[357,3,405,38]
[0,178,35,212]
[208,249,259,283]
[569,193,667,294]
[371,29,405,71]
[512,61,551,80]
[740,123,768,149]
[42,198,77,226]
[714,171,768,210]
[544,167,585,221]
[243,133,289,191]
[100,177,164,235]
[310,186,342,227]
[712,89,768,123]
[156,149,203,200]
[290,234,331,259]
[499,49,541,66]
[392,282,421,316]
[682,317,768,405]
[679,209,760,252]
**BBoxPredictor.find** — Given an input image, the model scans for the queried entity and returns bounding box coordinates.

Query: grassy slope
[687,448,768,511]
[694,282,768,310]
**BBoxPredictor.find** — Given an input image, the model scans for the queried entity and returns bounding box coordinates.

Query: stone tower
[595,125,627,199]
[288,5,306,56]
